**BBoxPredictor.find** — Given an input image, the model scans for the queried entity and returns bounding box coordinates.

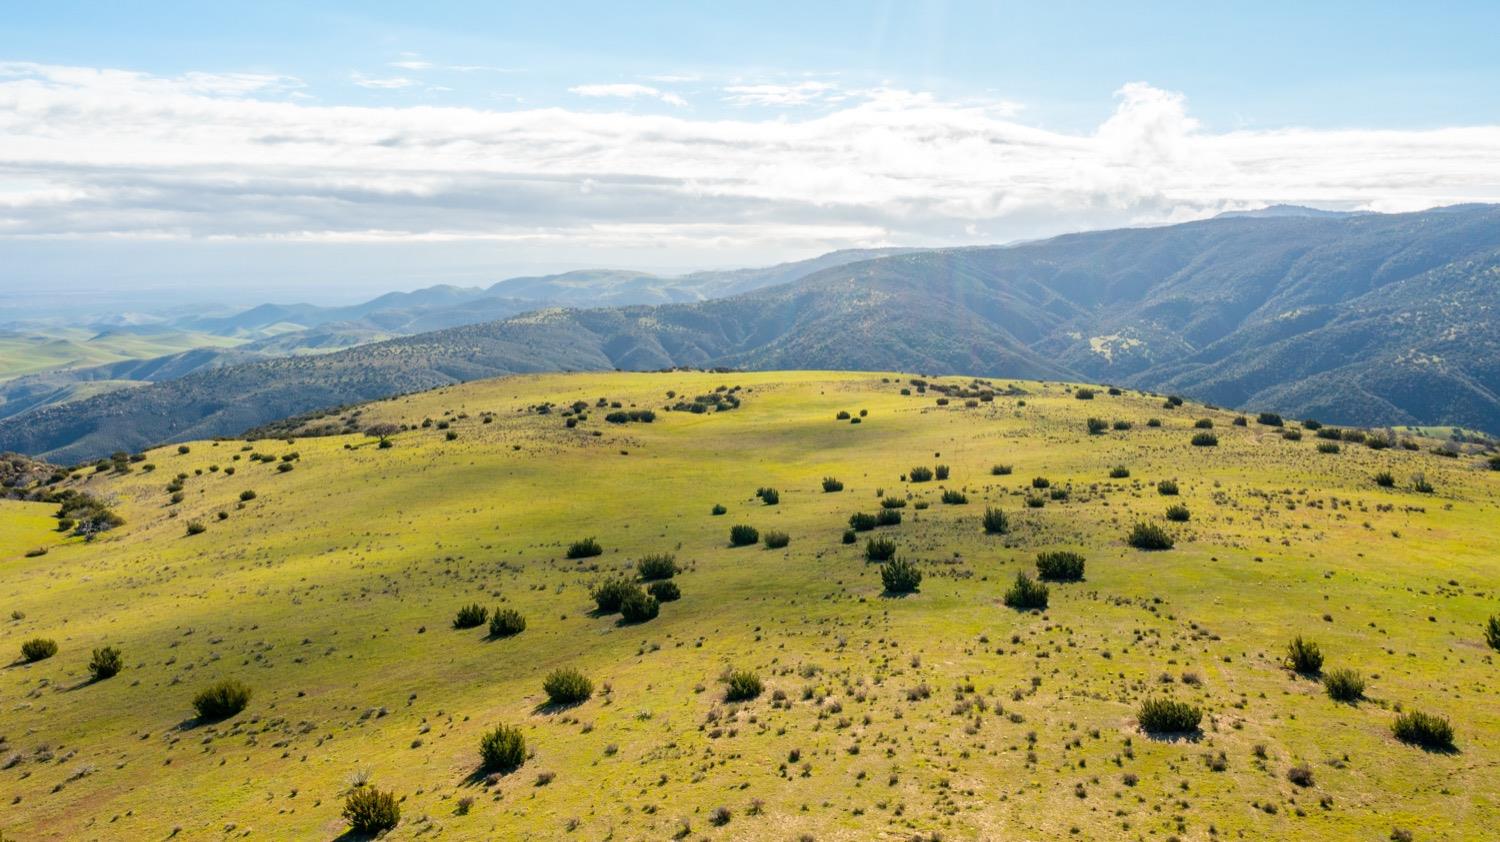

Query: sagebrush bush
[89,646,123,680]
[489,609,526,637]
[1257,412,1284,427]
[909,466,934,482]
[1317,442,1340,454]
[1194,418,1214,429]
[841,529,857,544]
[822,477,844,492]
[1374,471,1396,488]
[729,524,759,546]
[725,669,763,701]
[1087,417,1108,435]
[1286,636,1324,675]
[1075,387,1095,400]
[940,489,967,504]
[865,537,897,562]
[193,678,252,720]
[590,578,635,613]
[762,530,790,549]
[453,603,488,629]
[1392,711,1455,750]
[1128,522,1174,550]
[239,489,256,501]
[1109,465,1130,479]
[1411,473,1434,493]
[1157,479,1179,495]
[711,503,727,515]
[1485,615,1500,651]
[758,487,780,505]
[880,558,922,593]
[1323,668,1365,702]
[982,507,1010,535]
[185,520,207,535]
[876,508,902,526]
[636,553,678,580]
[1191,432,1219,447]
[1031,476,1050,489]
[566,537,603,559]
[620,589,660,623]
[1165,504,1190,522]
[849,511,877,531]
[880,496,906,509]
[1035,550,1085,582]
[343,785,400,834]
[1004,571,1049,609]
[935,464,950,480]
[1137,698,1201,733]
[479,724,527,772]
[20,637,57,662]
[991,464,1013,475]
[647,580,681,602]
[543,668,593,704]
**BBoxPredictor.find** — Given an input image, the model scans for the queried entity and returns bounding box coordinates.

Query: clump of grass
[725,669,763,702]
[1137,698,1201,733]
[1035,551,1085,582]
[1411,473,1435,493]
[729,525,759,546]
[1286,764,1315,787]
[1128,522,1174,550]
[982,507,1010,535]
[342,785,400,834]
[192,678,252,721]
[1157,479,1179,495]
[1109,465,1130,479]
[88,646,123,680]
[880,558,922,594]
[489,609,527,638]
[1286,636,1324,675]
[566,537,603,559]
[940,489,967,504]
[453,603,488,629]
[20,637,57,662]
[821,477,844,492]
[762,530,790,549]
[909,466,934,483]
[880,496,906,509]
[865,537,897,562]
[479,724,526,772]
[636,553,678,580]
[1323,668,1365,703]
[1165,504,1190,522]
[935,465,950,480]
[543,668,593,705]
[1003,571,1049,610]
[1374,471,1396,488]
[1391,711,1455,750]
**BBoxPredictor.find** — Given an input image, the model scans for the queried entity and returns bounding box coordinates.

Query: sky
[5,0,1500,313]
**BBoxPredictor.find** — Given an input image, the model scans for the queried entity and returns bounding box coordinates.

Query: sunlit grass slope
[3,370,1498,840]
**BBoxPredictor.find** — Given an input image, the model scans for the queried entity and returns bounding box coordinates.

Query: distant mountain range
[5,206,1500,462]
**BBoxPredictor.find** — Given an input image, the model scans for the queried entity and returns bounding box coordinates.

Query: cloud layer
[4,61,1500,259]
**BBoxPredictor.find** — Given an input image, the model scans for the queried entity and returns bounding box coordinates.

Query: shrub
[489,609,526,637]
[991,464,1013,475]
[89,646,123,680]
[909,466,934,482]
[1411,473,1434,493]
[1146,418,1162,427]
[1109,465,1130,479]
[1191,432,1218,447]
[880,496,906,509]
[1374,471,1395,488]
[1137,698,1201,733]
[836,410,850,420]
[453,603,488,629]
[1165,504,1190,522]
[1287,764,1315,787]
[543,668,593,705]
[763,530,790,549]
[1157,479,1179,495]
[566,537,603,559]
[647,580,680,602]
[866,537,897,562]
[1392,711,1455,750]
[619,589,660,623]
[729,525,760,546]
[1489,455,1500,471]
[1282,429,1303,441]
[20,638,57,662]
[849,512,877,532]
[239,490,256,501]
[982,507,1010,534]
[1286,636,1324,675]
[822,477,844,492]
[591,578,635,613]
[636,553,678,580]
[185,520,207,535]
[1317,442,1340,454]
[479,724,526,772]
[343,785,400,835]
[880,558,922,593]
[1324,668,1365,702]
[1075,388,1095,400]
[841,529,856,544]
[758,487,780,505]
[875,508,902,526]
[1113,419,1132,430]
[1035,551,1085,582]
[1087,417,1109,435]
[935,464,950,480]
[1485,615,1500,651]
[192,678,252,721]
[1031,476,1051,489]
[711,503,727,515]
[941,489,968,504]
[1257,412,1284,427]
[1194,418,1214,429]
[725,669,763,701]
[1004,571,1049,609]
[1128,522,1174,550]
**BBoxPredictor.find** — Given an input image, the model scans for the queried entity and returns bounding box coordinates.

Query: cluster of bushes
[668,389,742,414]
[48,490,124,537]
[490,609,527,638]
[604,409,656,424]
[849,509,901,531]
[1035,550,1084,581]
[1004,572,1049,609]
[637,553,678,580]
[591,577,661,622]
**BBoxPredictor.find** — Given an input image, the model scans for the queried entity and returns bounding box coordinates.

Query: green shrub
[1392,711,1455,750]
[1165,504,1190,522]
[849,512,877,531]
[1374,471,1396,488]
[89,646,123,680]
[758,487,780,505]
[763,530,790,549]
[875,508,902,526]
[880,496,906,509]
[991,464,1013,475]
[647,580,681,602]
[725,669,763,702]
[1411,473,1435,493]
[1128,522,1174,550]
[1257,412,1284,427]
[1317,442,1340,454]
[841,529,857,544]
[479,724,527,772]
[566,537,603,559]
[1137,698,1202,733]
[591,578,635,613]
[822,477,844,492]
[729,524,759,546]
[1109,465,1130,479]
[1157,479,1179,495]
[192,678,252,721]
[1003,571,1049,609]
[489,609,526,638]
[711,503,727,515]
[880,558,922,594]
[1113,419,1132,430]
[239,489,256,501]
[1489,455,1500,471]
[636,553,678,580]
[20,637,57,662]
[619,589,660,623]
[343,785,400,834]
[1485,615,1500,651]
[1087,417,1108,435]
[1075,388,1095,400]
[1282,429,1303,441]
[452,602,488,628]
[185,520,207,535]
[909,466,934,482]
[543,667,593,704]
[1035,551,1085,582]
[865,537,897,562]
[1323,668,1365,702]
[982,507,1010,535]
[1286,636,1324,675]
[940,489,967,504]
[1146,418,1162,427]
[1194,418,1214,429]
[1191,432,1219,447]
[1031,476,1050,489]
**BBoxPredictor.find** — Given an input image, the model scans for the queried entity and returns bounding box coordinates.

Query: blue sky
[5,1,1500,311]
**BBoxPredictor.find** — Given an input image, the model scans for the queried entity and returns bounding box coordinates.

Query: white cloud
[389,60,434,71]
[351,73,417,90]
[569,83,687,107]
[2,62,1500,258]
[722,80,843,107]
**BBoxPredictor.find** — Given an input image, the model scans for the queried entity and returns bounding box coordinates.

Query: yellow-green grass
[0,329,244,381]
[2,371,1497,840]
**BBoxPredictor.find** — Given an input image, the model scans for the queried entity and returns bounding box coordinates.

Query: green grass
[1,371,1497,839]
[0,328,244,381]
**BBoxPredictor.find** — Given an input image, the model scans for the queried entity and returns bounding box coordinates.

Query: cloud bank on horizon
[3,60,1500,261]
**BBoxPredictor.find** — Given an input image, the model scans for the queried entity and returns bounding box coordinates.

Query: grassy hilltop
[2,370,1498,840]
